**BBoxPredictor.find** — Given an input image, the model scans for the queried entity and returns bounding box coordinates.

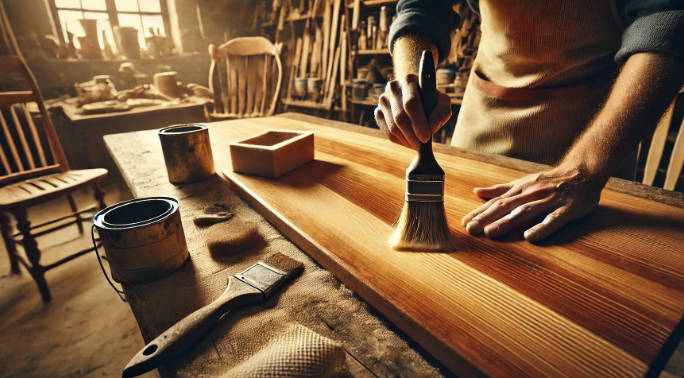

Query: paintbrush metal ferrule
[406,175,444,202]
[234,261,289,299]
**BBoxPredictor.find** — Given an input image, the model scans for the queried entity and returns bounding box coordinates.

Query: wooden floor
[0,183,153,377]
[0,180,682,377]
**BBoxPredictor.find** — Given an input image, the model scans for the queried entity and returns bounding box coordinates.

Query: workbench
[104,113,684,377]
[52,97,208,184]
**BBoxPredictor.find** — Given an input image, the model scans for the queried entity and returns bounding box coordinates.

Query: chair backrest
[642,88,684,191]
[0,55,67,186]
[207,36,283,119]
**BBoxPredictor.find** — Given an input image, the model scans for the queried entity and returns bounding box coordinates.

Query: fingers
[428,92,452,133]
[482,199,557,238]
[461,185,519,225]
[464,189,553,234]
[387,80,421,149]
[524,206,575,242]
[400,75,431,143]
[474,183,513,199]
[376,95,410,147]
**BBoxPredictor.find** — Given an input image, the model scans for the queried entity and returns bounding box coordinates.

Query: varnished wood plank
[209,115,684,377]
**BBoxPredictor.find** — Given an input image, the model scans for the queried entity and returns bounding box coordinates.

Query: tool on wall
[389,50,456,252]
[122,253,304,377]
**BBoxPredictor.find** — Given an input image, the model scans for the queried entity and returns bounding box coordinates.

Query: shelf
[351,97,463,106]
[354,49,390,55]
[283,98,333,110]
[351,98,378,106]
[348,0,398,8]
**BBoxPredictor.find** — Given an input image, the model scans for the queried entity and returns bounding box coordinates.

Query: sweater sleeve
[387,0,459,62]
[615,0,684,62]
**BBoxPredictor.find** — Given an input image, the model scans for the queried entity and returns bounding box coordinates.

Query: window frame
[47,0,171,47]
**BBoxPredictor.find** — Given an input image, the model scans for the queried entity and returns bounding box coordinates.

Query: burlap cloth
[223,324,347,377]
[106,130,445,377]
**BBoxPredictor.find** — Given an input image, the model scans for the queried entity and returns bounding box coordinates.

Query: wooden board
[210,114,684,377]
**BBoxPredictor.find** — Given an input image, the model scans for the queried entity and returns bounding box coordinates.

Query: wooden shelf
[350,98,377,106]
[351,97,463,106]
[348,0,398,8]
[354,49,390,55]
[283,98,333,110]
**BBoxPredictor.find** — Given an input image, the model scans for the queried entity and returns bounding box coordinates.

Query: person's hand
[461,165,606,242]
[374,74,452,149]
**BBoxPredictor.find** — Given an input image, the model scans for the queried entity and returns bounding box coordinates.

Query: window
[51,0,167,50]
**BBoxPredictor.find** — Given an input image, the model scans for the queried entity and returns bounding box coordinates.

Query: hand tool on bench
[122,253,304,377]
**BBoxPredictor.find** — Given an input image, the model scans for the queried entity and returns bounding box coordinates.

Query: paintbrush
[122,253,304,377]
[389,50,455,251]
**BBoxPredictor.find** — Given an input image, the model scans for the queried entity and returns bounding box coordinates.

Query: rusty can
[158,123,215,184]
[93,197,188,284]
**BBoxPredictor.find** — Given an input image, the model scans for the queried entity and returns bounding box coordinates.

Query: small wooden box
[229,130,314,178]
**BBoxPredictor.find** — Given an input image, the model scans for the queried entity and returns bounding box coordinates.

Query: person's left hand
[461,166,606,242]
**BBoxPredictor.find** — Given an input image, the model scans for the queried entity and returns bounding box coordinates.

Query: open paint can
[92,197,189,292]
[159,123,215,184]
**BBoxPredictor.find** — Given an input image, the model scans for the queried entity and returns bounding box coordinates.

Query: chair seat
[0,168,107,208]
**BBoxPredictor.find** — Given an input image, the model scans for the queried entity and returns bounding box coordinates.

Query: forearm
[393,34,439,79]
[560,52,684,184]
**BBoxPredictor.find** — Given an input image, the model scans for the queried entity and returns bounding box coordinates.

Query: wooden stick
[300,31,311,77]
[351,0,360,30]
[340,29,347,111]
[288,37,303,99]
[327,0,341,85]
[321,0,331,78]
[325,45,340,103]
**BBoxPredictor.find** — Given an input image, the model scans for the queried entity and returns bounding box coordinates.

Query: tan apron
[452,0,624,165]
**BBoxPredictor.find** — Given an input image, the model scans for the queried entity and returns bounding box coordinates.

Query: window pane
[117,13,145,47]
[58,9,85,47]
[55,0,80,8]
[84,12,112,49]
[142,15,164,37]
[139,0,161,13]
[115,0,139,12]
[82,0,106,10]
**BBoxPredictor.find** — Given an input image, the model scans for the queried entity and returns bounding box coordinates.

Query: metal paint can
[93,197,188,284]
[158,123,215,184]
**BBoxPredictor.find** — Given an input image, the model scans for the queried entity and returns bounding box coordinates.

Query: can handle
[91,225,127,302]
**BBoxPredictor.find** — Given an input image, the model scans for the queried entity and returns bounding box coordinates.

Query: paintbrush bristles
[389,201,455,251]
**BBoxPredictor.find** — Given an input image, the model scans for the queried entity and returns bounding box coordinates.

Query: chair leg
[93,181,106,210]
[12,208,51,303]
[67,193,84,234]
[1,211,20,274]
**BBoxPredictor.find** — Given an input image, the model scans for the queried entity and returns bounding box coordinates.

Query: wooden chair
[205,36,283,121]
[642,87,684,190]
[0,55,107,303]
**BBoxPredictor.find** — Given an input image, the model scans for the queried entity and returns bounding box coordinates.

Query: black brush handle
[408,50,443,176]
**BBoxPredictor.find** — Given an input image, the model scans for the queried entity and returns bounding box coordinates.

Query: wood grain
[209,114,684,377]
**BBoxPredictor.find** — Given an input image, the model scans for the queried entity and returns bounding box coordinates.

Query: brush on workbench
[122,253,304,377]
[389,50,455,251]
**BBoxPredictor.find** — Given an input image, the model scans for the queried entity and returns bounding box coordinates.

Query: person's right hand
[374,74,452,149]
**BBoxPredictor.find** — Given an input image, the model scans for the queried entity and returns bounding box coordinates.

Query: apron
[451,0,624,165]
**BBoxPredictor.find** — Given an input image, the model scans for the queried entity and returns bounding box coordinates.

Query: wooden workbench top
[212,113,684,377]
[105,113,683,377]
